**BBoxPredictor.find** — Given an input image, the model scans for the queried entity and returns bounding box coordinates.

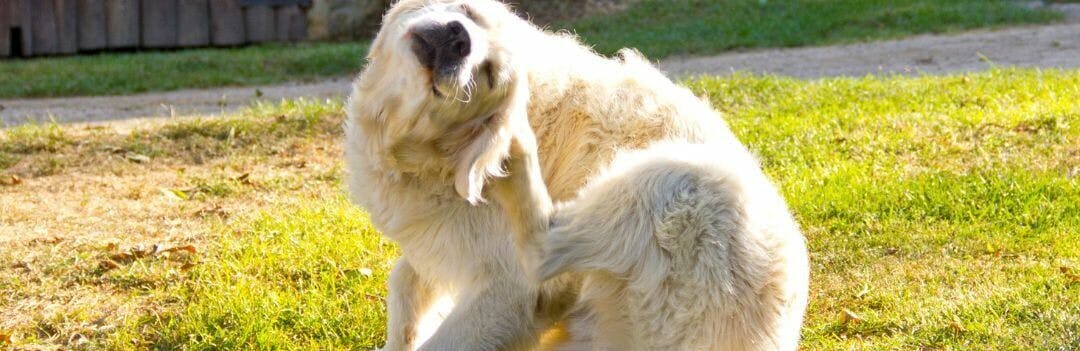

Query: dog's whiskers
[454,79,477,104]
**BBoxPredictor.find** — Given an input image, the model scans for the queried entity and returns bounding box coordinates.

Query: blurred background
[0,0,631,57]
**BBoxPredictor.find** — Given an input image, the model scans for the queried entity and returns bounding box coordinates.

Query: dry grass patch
[0,99,345,349]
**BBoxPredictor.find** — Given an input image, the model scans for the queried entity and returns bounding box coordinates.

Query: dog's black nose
[411,21,472,74]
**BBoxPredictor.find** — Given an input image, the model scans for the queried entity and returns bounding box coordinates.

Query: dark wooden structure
[0,0,310,57]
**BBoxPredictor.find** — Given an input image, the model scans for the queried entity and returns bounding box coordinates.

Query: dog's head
[365,0,522,105]
[352,0,532,204]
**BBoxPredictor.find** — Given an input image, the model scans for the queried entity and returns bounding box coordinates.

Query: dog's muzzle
[410,21,472,79]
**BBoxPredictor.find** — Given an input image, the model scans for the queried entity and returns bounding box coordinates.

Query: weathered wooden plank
[5,0,14,25]
[274,5,306,42]
[106,0,139,48]
[209,0,244,45]
[14,0,31,55]
[55,0,78,53]
[0,0,12,57]
[77,0,108,50]
[239,0,311,6]
[244,5,274,43]
[177,0,209,47]
[29,0,60,55]
[141,0,177,48]
[288,5,307,41]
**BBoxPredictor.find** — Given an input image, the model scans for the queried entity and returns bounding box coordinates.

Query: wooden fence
[0,0,311,58]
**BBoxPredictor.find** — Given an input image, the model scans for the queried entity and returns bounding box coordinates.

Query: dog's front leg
[418,279,541,351]
[384,259,436,351]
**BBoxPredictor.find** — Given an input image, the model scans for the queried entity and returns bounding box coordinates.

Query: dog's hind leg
[490,128,555,278]
[538,142,809,350]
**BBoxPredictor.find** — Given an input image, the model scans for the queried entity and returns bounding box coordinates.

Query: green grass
[688,70,1079,349]
[564,0,1063,57]
[148,197,396,350]
[0,42,366,98]
[89,68,1079,350]
[0,0,1064,98]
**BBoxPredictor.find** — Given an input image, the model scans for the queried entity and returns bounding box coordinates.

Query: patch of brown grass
[0,100,345,349]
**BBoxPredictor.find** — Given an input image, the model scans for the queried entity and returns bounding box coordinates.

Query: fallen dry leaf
[1062,267,1080,283]
[840,309,863,325]
[100,259,121,270]
[124,152,151,164]
[158,245,197,255]
[28,236,63,245]
[109,252,134,262]
[68,333,88,346]
[0,330,11,344]
[235,173,252,184]
[194,205,227,218]
[101,145,125,154]
[131,244,157,257]
[0,174,23,186]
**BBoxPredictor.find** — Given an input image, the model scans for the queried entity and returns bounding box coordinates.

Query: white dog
[344,1,809,350]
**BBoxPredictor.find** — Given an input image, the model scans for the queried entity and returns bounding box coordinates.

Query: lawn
[0,0,1063,98]
[0,42,366,98]
[568,0,1063,57]
[1,68,1077,350]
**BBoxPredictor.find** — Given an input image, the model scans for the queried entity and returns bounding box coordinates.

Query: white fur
[531,142,809,350]
[344,1,809,350]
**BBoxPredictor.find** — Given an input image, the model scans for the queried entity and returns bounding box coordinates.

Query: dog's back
[540,142,809,351]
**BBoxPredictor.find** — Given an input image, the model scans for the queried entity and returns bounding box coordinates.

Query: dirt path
[660,22,1080,78]
[0,78,353,126]
[2,4,1078,127]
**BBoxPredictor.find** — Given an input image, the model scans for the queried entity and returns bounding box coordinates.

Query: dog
[344,0,809,350]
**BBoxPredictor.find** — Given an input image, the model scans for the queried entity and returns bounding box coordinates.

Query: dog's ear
[451,79,530,205]
[452,118,513,205]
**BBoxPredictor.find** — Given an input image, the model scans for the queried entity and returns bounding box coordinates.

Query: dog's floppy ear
[451,79,530,205]
[452,119,513,205]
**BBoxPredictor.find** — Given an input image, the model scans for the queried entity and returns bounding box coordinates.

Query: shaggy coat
[344,0,809,350]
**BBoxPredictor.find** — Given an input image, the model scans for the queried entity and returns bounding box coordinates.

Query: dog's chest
[364,181,517,284]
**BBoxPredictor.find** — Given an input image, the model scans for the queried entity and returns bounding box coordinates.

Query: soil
[2,4,1078,127]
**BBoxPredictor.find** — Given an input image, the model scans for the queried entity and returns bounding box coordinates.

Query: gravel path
[2,5,1078,127]
[0,78,353,127]
[660,22,1080,78]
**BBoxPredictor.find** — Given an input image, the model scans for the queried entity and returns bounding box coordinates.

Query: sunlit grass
[3,68,1077,350]
[0,42,367,98]
[148,197,396,350]
[566,0,1062,57]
